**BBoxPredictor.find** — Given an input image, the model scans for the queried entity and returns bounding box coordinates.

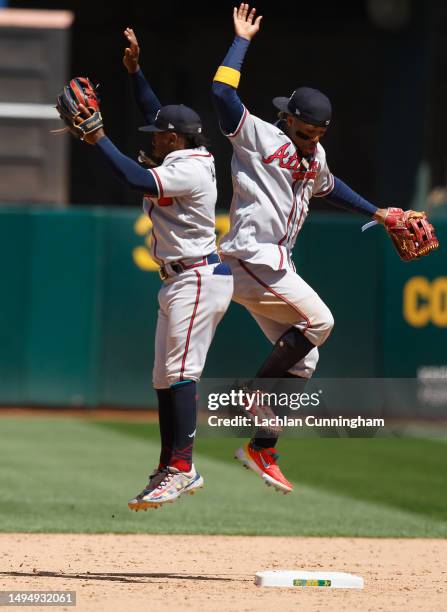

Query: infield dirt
[0,534,445,611]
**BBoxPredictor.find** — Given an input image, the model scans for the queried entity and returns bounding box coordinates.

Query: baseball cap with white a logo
[273,87,332,127]
[139,104,202,134]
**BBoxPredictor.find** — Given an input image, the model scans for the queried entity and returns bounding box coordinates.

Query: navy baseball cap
[273,87,332,127]
[139,104,202,134]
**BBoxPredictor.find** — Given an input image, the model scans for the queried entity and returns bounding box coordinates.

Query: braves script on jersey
[220,108,334,270]
[143,146,218,263]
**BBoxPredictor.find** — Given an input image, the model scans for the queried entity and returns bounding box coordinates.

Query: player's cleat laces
[138,468,174,497]
[128,465,204,510]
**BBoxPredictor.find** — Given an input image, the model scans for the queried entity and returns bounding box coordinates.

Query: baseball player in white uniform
[212,4,389,493]
[79,28,233,509]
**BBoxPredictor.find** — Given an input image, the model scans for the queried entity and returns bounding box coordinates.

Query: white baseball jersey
[220,108,334,271]
[143,146,217,263]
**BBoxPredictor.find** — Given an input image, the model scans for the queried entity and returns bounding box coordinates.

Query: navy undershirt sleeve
[325,176,378,217]
[130,68,161,125]
[95,136,157,195]
[211,36,250,134]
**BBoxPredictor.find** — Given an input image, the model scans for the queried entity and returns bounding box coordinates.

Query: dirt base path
[0,535,445,611]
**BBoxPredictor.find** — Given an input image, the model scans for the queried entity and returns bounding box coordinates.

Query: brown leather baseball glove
[55,77,102,140]
[383,208,439,261]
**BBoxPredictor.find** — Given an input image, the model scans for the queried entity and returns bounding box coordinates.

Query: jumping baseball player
[57,28,233,509]
[211,4,395,494]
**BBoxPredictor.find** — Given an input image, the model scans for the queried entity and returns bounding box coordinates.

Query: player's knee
[323,309,335,338]
[312,307,334,346]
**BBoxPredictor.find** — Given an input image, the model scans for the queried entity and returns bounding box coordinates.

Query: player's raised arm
[123,27,161,124]
[75,104,159,195]
[211,3,262,134]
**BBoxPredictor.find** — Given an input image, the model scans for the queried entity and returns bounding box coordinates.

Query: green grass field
[0,416,446,537]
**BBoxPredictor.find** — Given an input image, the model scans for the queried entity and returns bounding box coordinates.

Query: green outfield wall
[0,207,445,407]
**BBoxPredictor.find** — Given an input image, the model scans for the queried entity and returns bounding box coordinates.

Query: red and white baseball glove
[383,208,439,261]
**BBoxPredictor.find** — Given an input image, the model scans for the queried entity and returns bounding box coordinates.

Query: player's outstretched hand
[233,3,262,41]
[76,103,105,144]
[123,27,140,74]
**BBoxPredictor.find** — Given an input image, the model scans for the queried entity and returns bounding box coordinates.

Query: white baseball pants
[226,257,334,378]
[153,265,233,388]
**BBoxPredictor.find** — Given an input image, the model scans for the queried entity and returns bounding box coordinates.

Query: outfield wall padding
[0,207,445,407]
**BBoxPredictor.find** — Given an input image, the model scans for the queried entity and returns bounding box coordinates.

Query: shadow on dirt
[0,571,248,584]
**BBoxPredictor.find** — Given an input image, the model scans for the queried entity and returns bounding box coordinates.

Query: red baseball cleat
[234,443,293,493]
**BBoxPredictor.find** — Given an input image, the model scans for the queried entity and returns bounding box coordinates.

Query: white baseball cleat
[128,464,204,511]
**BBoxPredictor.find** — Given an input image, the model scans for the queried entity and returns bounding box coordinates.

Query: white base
[255,570,364,589]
